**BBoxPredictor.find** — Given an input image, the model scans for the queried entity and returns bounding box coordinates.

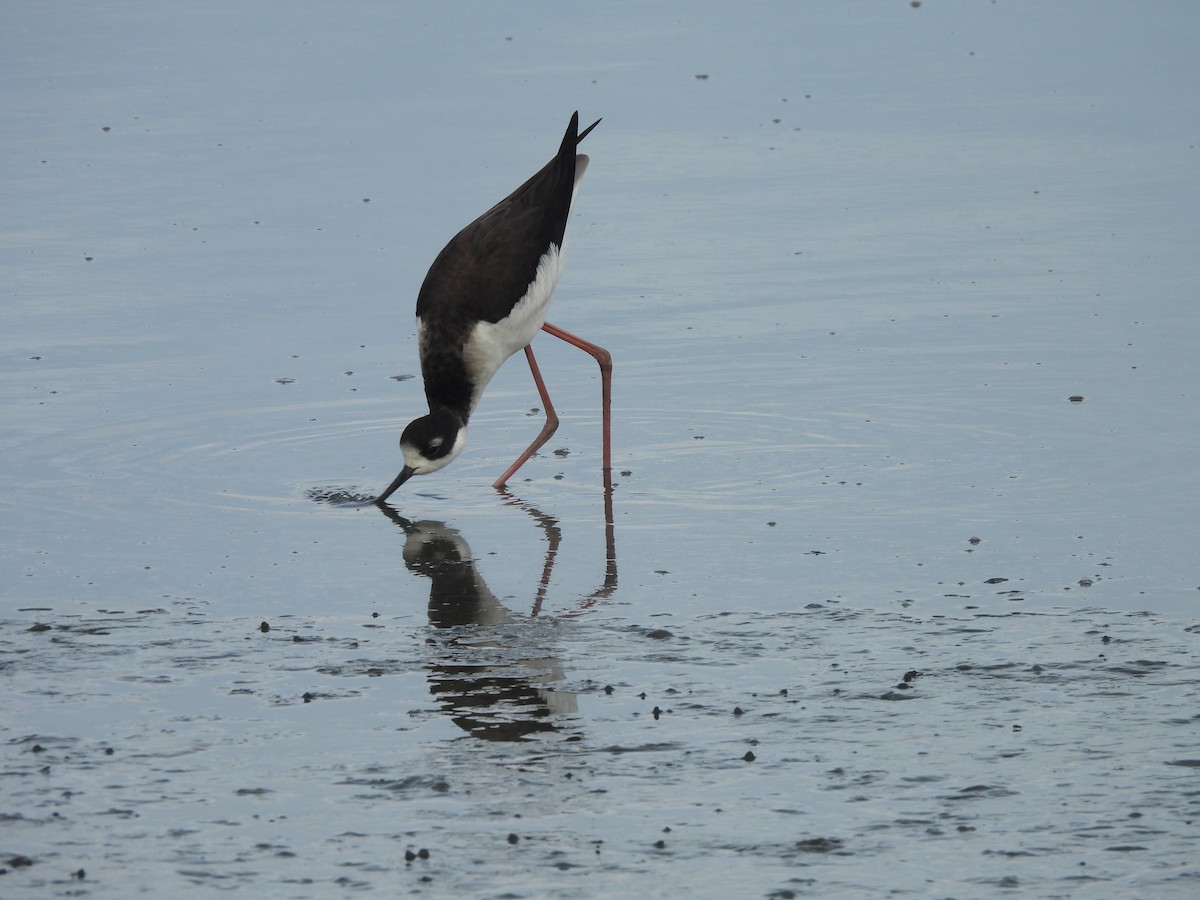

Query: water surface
[3,2,1199,896]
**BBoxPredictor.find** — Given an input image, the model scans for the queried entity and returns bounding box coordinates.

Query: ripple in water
[305,484,379,506]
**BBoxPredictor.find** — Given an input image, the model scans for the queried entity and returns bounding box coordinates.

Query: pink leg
[492,345,560,489]
[491,322,613,489]
[540,321,612,472]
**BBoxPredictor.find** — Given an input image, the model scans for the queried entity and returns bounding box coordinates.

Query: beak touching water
[375,466,414,505]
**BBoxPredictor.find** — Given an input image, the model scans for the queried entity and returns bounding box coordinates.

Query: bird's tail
[560,111,602,158]
[577,114,602,143]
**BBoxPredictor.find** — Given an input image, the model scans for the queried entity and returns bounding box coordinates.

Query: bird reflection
[377,476,616,740]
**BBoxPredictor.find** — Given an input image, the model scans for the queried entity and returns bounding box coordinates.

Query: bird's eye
[427,437,444,452]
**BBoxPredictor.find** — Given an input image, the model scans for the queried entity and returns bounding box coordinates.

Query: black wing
[415,111,600,326]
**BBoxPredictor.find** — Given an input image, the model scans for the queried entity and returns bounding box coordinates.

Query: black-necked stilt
[376,112,610,504]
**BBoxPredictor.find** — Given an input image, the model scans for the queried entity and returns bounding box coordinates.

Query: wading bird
[377,111,610,504]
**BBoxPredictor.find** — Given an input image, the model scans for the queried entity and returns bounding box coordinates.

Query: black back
[417,112,597,324]
[414,113,600,416]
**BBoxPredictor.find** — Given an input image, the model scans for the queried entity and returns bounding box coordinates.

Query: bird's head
[376,408,467,504]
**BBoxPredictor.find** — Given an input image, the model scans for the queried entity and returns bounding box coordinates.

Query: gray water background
[3,2,1199,897]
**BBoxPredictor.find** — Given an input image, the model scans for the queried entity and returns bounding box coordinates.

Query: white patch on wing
[574,154,589,196]
[462,242,565,412]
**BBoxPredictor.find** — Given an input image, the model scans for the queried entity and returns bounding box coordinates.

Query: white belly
[462,242,565,411]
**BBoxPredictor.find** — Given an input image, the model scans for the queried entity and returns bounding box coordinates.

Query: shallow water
[6,600,1200,896]
[4,1,1200,897]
